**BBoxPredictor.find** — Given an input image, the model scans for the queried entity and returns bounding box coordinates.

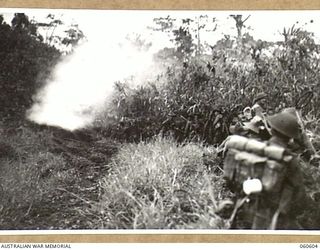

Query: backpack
[223,135,293,194]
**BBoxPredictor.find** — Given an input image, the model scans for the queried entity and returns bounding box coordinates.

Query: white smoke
[28,19,162,131]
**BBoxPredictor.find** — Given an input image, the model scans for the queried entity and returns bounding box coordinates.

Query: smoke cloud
[28,26,161,131]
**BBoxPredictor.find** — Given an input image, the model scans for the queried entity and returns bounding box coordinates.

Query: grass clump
[82,135,231,229]
[0,128,67,229]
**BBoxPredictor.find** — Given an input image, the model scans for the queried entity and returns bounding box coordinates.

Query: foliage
[172,26,195,60]
[35,14,85,53]
[272,26,320,114]
[0,126,68,229]
[0,14,61,123]
[99,23,320,145]
[152,15,217,58]
[0,122,120,229]
[79,135,231,229]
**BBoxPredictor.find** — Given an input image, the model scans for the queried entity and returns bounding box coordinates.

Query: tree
[11,13,38,37]
[151,15,217,61]
[172,25,195,60]
[0,13,61,123]
[230,14,250,47]
[192,15,217,55]
[32,14,85,54]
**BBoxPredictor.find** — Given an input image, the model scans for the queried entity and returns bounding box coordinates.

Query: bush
[79,135,231,229]
[0,16,61,124]
[97,26,320,145]
[0,126,70,229]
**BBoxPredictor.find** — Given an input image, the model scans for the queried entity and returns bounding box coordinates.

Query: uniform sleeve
[284,156,310,218]
[286,157,304,188]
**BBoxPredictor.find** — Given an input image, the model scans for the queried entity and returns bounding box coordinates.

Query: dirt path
[1,125,119,230]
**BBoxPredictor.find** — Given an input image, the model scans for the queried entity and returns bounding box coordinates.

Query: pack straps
[230,186,294,229]
[228,196,249,225]
[269,186,293,230]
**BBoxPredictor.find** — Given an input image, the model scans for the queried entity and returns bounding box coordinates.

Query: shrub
[0,15,61,124]
[97,25,320,145]
[79,135,231,229]
[0,126,70,229]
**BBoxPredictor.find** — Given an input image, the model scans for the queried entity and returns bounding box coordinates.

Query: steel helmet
[267,112,300,139]
[282,107,297,117]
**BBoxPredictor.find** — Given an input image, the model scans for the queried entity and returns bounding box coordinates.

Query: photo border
[0,0,320,243]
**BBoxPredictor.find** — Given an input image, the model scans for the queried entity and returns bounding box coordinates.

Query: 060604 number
[300,244,318,248]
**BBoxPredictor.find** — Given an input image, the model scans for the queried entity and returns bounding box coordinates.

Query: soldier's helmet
[267,112,300,139]
[282,107,297,117]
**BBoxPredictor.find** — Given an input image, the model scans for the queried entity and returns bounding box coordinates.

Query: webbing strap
[229,196,249,224]
[269,187,293,230]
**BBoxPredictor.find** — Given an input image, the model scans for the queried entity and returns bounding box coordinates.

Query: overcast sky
[2,9,320,46]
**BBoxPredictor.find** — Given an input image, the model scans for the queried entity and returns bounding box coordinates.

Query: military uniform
[229,92,270,140]
[258,112,313,229]
[224,111,315,229]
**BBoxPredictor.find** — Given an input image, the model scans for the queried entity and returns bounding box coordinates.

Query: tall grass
[81,135,232,229]
[0,126,72,229]
[97,26,320,146]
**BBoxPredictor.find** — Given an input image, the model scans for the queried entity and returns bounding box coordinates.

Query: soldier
[263,112,306,229]
[223,112,313,229]
[229,92,270,138]
[251,92,268,118]
[243,115,270,140]
[282,107,318,160]
[241,91,267,122]
[229,114,270,140]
